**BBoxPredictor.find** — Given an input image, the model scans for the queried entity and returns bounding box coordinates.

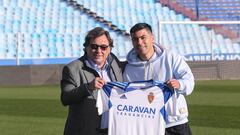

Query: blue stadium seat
[32,33,41,58]
[71,35,82,57]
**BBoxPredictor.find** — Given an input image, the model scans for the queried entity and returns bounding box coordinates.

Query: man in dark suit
[61,27,125,135]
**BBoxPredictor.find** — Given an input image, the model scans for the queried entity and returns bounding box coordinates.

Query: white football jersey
[97,80,174,135]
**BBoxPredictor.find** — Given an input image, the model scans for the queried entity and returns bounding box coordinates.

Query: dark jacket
[61,53,125,135]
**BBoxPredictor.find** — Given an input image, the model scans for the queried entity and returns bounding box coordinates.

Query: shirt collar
[85,58,109,71]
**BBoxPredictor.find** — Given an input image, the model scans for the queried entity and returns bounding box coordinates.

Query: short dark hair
[83,27,113,47]
[130,23,152,35]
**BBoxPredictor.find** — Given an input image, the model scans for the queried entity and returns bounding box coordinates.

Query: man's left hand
[166,79,180,90]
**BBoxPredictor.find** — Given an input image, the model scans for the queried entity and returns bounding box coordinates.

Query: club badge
[148,92,154,103]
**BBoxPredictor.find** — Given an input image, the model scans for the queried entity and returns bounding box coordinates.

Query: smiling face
[131,28,155,61]
[86,34,111,68]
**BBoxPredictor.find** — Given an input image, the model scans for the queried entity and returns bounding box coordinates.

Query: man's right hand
[89,77,106,90]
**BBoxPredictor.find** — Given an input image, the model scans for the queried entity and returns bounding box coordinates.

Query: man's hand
[166,79,180,90]
[89,77,106,90]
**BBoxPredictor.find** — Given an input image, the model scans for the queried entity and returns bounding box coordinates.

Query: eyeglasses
[90,44,109,51]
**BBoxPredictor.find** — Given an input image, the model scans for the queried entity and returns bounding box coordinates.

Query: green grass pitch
[0,80,240,135]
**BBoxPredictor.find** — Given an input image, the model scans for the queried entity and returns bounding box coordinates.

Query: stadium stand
[168,0,240,35]
[0,0,240,66]
[0,0,132,65]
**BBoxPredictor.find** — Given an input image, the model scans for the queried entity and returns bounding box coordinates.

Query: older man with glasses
[60,27,125,135]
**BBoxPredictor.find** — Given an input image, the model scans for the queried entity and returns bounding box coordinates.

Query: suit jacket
[61,53,125,135]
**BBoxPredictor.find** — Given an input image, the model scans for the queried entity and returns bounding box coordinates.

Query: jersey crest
[148,92,154,103]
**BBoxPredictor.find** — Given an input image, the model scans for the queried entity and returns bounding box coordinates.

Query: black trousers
[165,122,192,135]
[98,128,108,135]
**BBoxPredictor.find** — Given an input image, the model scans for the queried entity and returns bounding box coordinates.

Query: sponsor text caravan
[116,104,156,119]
